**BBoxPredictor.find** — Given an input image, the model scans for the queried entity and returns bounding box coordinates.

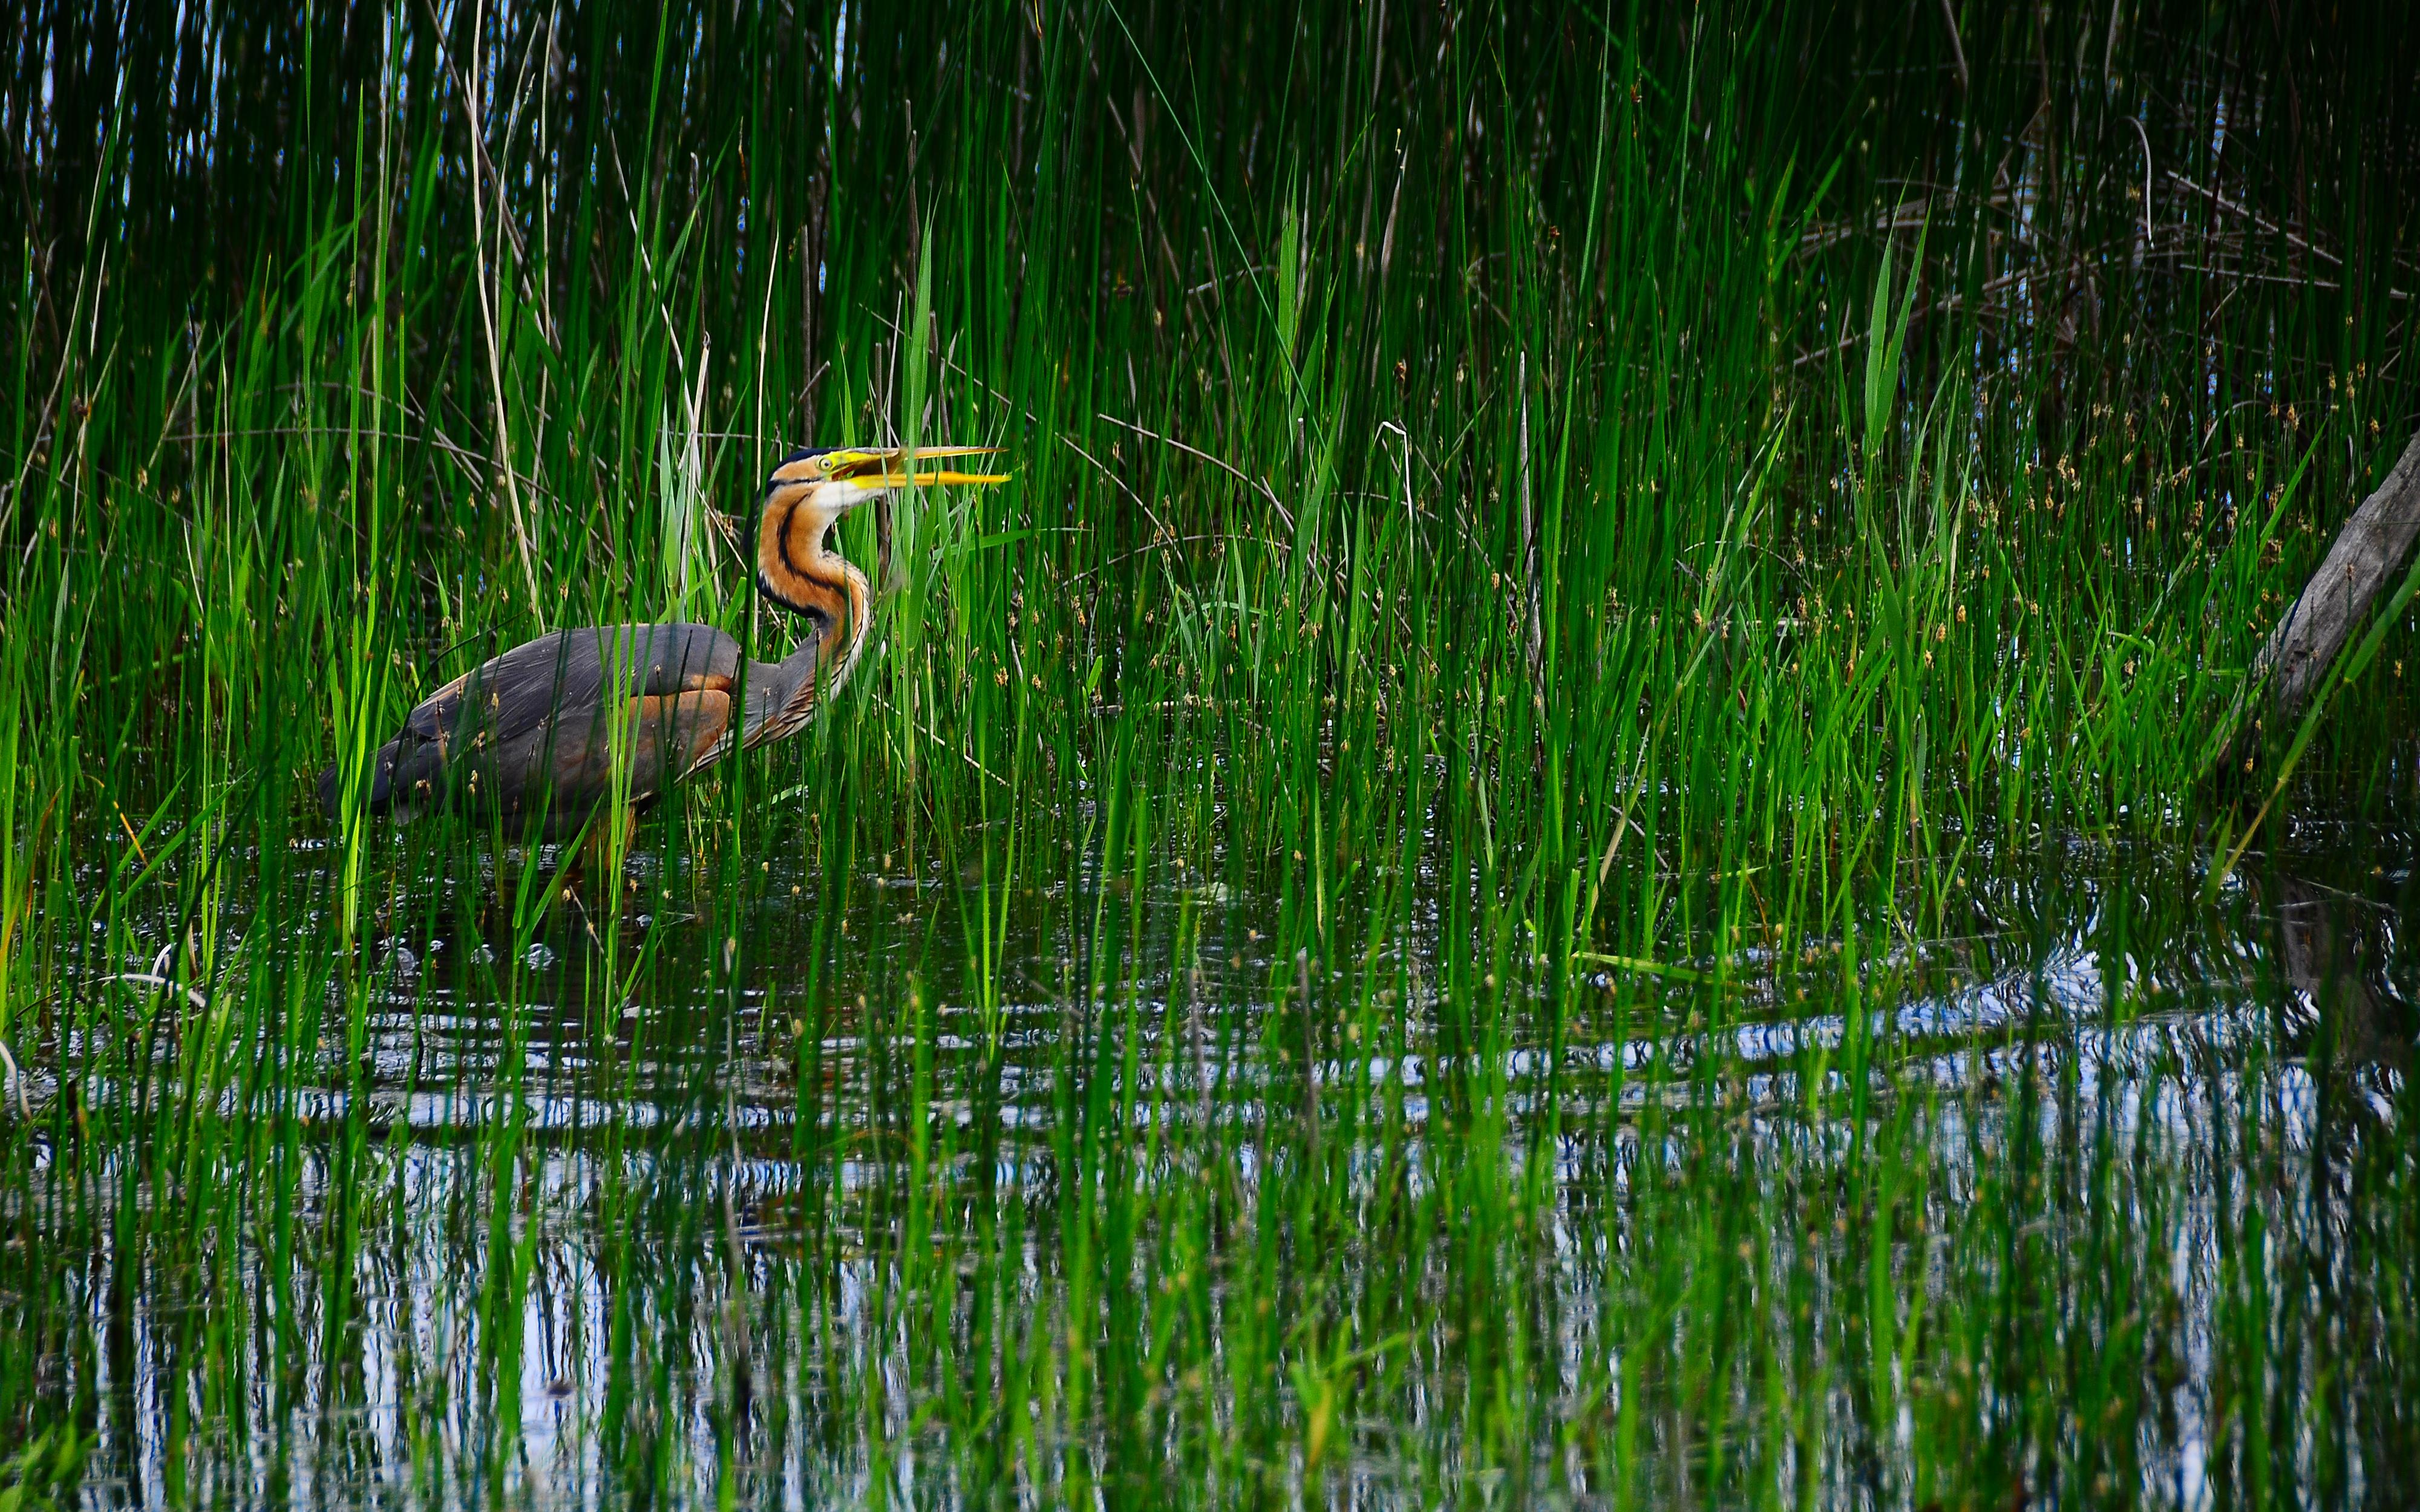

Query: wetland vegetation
[2,0,2418,1505]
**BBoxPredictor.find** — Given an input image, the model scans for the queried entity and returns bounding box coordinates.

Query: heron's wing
[477,687,736,824]
[325,624,741,816]
[403,624,741,748]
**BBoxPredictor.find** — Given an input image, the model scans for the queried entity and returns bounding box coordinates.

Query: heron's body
[316,446,998,838]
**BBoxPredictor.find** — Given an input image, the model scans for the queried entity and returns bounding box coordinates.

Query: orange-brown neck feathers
[747,480,875,743]
[756,486,861,646]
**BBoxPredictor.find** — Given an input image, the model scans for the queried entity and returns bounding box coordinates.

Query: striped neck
[750,493,873,746]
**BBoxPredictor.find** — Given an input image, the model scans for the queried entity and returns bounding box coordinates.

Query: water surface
[23,820,2416,1508]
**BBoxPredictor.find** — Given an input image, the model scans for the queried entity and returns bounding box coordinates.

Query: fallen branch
[2255,426,2420,722]
[98,973,211,1011]
[2206,426,2420,886]
[0,1038,25,1120]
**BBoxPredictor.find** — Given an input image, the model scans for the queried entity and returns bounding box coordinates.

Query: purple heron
[316,446,1006,837]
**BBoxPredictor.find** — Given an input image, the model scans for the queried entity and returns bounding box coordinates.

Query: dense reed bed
[3,0,2418,1505]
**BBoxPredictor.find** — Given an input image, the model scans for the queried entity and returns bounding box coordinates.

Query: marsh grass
[2,0,2418,1505]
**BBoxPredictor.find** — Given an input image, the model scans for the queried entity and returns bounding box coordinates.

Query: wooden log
[2254,426,2420,722]
[2205,426,2420,882]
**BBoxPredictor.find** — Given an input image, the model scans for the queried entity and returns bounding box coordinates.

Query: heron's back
[318,623,745,832]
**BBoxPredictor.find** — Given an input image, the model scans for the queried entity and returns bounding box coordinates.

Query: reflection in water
[30,840,2420,1508]
[2268,872,2415,1078]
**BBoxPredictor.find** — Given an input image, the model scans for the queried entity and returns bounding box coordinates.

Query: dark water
[25,824,2420,1508]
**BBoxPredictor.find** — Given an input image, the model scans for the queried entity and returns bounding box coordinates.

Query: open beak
[828,446,1011,489]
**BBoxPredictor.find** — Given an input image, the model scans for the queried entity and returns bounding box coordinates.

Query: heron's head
[755,445,1009,613]
[764,445,1007,522]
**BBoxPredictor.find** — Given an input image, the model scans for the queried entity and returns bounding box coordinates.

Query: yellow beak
[829,446,1011,487]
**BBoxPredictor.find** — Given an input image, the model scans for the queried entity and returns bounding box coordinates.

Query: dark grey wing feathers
[319,624,741,821]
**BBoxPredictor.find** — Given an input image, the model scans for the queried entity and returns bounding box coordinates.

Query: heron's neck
[749,520,871,746]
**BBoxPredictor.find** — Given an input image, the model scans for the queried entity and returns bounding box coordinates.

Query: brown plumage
[317,446,1004,838]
